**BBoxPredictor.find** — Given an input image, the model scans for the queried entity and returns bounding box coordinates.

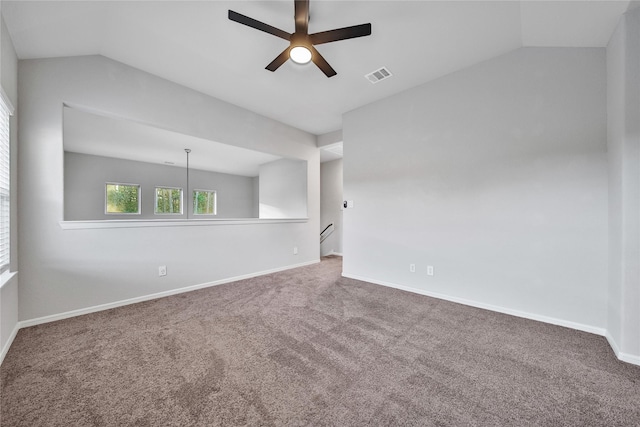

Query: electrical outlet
[159,265,167,277]
[427,265,434,276]
[293,246,298,255]
[409,264,416,273]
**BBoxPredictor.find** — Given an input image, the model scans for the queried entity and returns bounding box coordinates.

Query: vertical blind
[0,90,13,273]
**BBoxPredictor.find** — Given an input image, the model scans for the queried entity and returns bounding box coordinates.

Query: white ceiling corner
[520,1,630,47]
[320,142,344,163]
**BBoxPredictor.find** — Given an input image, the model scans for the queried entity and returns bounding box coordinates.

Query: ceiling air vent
[365,67,392,84]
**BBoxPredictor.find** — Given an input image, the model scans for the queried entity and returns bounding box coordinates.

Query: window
[0,90,13,273]
[193,189,217,215]
[105,183,140,214]
[155,187,183,214]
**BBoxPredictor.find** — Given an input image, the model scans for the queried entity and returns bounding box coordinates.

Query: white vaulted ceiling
[1,1,632,135]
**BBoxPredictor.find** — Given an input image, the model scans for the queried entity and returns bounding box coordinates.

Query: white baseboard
[325,251,343,257]
[605,331,640,366]
[0,323,20,366]
[619,352,640,366]
[606,331,621,355]
[19,260,320,329]
[342,273,607,337]
[7,263,639,368]
[343,273,640,366]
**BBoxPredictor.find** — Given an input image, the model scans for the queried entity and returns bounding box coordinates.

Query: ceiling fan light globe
[290,46,312,64]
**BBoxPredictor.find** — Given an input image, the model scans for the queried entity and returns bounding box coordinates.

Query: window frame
[193,189,217,216]
[0,88,14,274]
[154,186,183,215]
[105,182,142,215]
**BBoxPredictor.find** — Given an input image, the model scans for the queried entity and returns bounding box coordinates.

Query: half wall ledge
[59,218,309,230]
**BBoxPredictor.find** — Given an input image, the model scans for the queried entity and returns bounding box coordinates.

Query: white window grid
[0,89,13,273]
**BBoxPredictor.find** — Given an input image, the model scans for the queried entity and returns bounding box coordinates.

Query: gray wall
[252,177,259,218]
[0,12,19,361]
[320,159,343,256]
[343,47,608,333]
[64,152,257,220]
[18,55,319,321]
[607,8,640,363]
[259,158,307,218]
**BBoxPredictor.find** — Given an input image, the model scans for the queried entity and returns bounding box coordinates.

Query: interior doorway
[320,142,343,256]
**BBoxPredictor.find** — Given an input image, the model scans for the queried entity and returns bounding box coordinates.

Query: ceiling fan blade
[266,47,292,72]
[228,10,291,41]
[294,0,309,34]
[310,23,372,45]
[309,45,337,78]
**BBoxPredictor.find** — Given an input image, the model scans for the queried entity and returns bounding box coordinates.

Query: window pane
[0,97,10,272]
[193,190,216,215]
[155,187,182,214]
[106,183,140,214]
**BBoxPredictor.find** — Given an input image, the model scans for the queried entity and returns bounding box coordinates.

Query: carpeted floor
[2,256,640,426]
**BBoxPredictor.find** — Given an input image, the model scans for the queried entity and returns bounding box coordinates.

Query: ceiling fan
[228,0,372,78]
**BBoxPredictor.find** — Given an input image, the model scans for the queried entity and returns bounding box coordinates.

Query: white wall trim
[606,331,621,356]
[0,86,15,115]
[618,352,640,366]
[19,260,319,328]
[605,331,640,366]
[344,273,640,366]
[343,273,607,336]
[0,323,20,366]
[8,264,639,367]
[0,270,17,290]
[59,217,309,230]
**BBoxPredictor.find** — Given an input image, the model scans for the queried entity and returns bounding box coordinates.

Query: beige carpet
[2,256,639,426]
